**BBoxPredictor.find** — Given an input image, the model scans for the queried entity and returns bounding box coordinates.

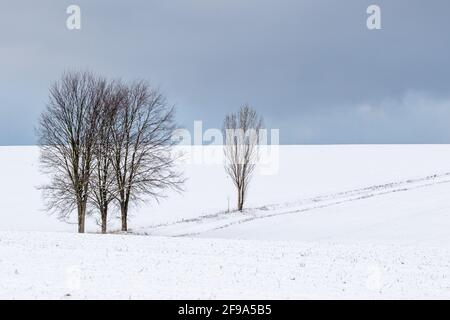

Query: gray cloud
[1,0,450,144]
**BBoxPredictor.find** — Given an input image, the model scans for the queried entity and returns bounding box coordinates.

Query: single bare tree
[37,71,105,233]
[89,82,123,234]
[223,104,263,212]
[110,81,184,232]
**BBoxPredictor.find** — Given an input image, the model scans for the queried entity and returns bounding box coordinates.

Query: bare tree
[223,104,263,212]
[89,82,122,234]
[110,81,184,232]
[37,71,105,233]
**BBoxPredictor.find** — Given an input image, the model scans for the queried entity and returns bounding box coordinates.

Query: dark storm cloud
[1,0,450,144]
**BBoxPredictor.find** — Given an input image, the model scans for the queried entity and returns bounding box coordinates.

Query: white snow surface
[2,145,450,299]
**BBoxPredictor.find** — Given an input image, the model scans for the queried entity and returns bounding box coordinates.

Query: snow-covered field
[2,231,450,299]
[2,145,450,299]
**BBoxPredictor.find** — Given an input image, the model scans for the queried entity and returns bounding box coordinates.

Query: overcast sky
[1,0,450,144]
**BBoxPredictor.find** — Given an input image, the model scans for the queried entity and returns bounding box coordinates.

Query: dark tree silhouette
[223,104,263,212]
[89,81,123,234]
[110,81,184,232]
[38,71,105,233]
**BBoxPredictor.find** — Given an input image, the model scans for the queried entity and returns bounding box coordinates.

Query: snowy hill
[140,172,450,245]
[2,145,450,299]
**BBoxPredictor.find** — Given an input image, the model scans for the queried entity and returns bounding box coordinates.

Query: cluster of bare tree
[37,71,183,233]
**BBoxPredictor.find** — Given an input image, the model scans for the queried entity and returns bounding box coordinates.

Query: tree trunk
[101,206,107,234]
[101,218,107,234]
[237,189,241,211]
[237,187,243,211]
[77,195,88,233]
[101,189,108,234]
[121,203,128,232]
[240,187,245,211]
[78,205,85,233]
